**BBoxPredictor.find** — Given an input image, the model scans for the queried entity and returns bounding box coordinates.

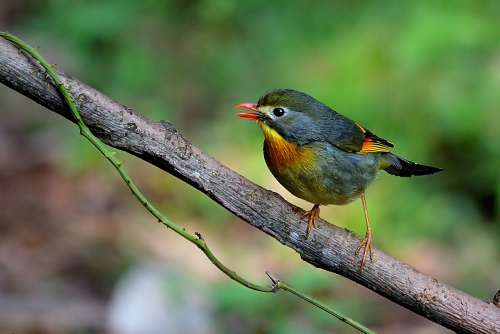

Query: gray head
[238,89,355,146]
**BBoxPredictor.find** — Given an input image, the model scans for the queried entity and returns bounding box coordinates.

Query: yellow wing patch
[360,139,393,153]
[356,123,368,134]
[356,123,394,154]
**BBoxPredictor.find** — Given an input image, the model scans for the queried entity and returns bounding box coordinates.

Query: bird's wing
[330,122,394,153]
[355,123,394,153]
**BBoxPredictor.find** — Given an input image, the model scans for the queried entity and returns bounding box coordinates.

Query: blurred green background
[1,0,499,333]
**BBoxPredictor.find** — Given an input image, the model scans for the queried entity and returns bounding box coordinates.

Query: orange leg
[303,204,320,239]
[355,193,374,272]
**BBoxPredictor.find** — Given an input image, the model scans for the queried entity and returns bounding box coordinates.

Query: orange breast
[259,122,314,169]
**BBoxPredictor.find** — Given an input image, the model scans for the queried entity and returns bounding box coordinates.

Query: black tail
[383,154,443,177]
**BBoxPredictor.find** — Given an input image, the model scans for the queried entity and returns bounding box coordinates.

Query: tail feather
[383,154,443,177]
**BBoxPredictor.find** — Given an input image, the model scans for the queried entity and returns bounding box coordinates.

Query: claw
[355,231,374,272]
[302,204,320,239]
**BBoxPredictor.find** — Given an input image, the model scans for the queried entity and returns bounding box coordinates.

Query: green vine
[0,31,375,334]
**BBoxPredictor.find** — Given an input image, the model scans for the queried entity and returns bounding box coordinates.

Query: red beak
[235,103,259,119]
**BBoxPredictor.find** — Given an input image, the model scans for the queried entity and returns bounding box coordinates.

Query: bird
[236,89,443,271]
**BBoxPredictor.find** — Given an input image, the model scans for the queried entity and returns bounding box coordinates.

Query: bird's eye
[273,108,285,117]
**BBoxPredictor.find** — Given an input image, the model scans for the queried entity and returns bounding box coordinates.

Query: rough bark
[1,37,499,334]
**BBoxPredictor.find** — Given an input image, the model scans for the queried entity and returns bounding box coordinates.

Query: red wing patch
[356,123,394,153]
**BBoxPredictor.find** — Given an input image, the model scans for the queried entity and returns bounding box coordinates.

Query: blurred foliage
[1,0,500,333]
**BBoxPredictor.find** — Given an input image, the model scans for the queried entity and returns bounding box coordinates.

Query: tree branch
[1,37,499,334]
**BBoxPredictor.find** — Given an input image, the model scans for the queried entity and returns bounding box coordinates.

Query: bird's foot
[355,231,374,272]
[302,204,320,239]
